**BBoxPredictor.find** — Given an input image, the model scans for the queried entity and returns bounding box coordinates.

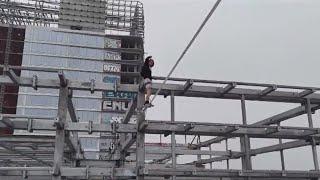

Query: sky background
[138,0,320,170]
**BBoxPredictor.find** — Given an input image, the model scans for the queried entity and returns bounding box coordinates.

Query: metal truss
[0,65,320,179]
[0,0,144,36]
[0,1,318,179]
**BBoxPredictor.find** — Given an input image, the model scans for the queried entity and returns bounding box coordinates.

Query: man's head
[148,59,154,68]
[145,56,155,68]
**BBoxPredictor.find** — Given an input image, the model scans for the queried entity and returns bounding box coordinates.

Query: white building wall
[16,26,127,157]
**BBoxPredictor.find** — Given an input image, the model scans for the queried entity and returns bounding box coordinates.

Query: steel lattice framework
[0,0,144,36]
[0,0,320,180]
[0,63,319,179]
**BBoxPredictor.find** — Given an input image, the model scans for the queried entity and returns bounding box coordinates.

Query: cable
[148,0,222,106]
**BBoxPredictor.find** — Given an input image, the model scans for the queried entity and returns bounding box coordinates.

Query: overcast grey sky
[139,0,320,170]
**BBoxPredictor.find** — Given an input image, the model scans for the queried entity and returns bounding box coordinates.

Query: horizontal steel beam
[0,174,311,180]
[143,120,320,140]
[142,168,320,178]
[0,118,136,133]
[0,176,51,180]
[144,178,308,180]
[0,114,54,120]
[79,160,117,167]
[0,142,52,167]
[146,149,232,156]
[2,72,320,103]
[254,105,319,126]
[153,76,320,91]
[0,135,55,143]
[0,75,138,92]
[1,166,318,179]
[3,118,320,140]
[250,140,311,156]
[193,140,313,164]
[194,104,320,148]
[151,83,320,103]
[0,167,135,177]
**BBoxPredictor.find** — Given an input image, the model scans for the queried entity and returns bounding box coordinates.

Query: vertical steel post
[0,25,13,113]
[240,95,252,172]
[119,133,126,167]
[209,145,213,169]
[171,91,176,180]
[226,139,230,170]
[133,40,139,84]
[306,98,319,171]
[52,86,68,180]
[136,89,145,180]
[197,136,201,162]
[278,122,286,171]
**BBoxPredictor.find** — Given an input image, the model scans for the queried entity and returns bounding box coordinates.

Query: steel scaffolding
[1,0,320,179]
[0,0,144,36]
[0,64,320,179]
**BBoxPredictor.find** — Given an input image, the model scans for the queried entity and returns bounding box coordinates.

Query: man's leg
[145,85,151,103]
[144,78,152,105]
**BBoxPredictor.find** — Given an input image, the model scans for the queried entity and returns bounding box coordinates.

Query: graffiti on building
[103,63,121,73]
[102,100,131,112]
[101,113,124,124]
[103,75,120,84]
[103,91,136,99]
[105,38,121,48]
[104,51,121,60]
